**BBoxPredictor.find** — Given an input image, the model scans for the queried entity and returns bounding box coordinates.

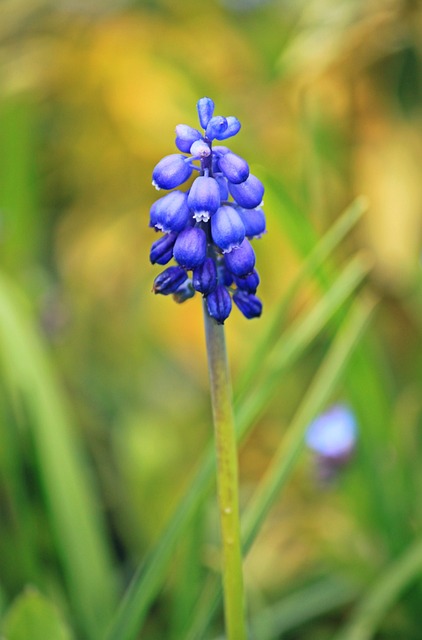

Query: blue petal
[175,125,202,153]
[149,232,178,265]
[218,152,249,184]
[188,176,221,222]
[234,269,260,294]
[224,238,256,276]
[214,116,241,140]
[173,227,207,269]
[206,285,232,324]
[237,207,266,238]
[153,266,188,295]
[233,290,262,319]
[190,139,211,158]
[211,205,245,253]
[228,174,264,209]
[205,116,228,141]
[149,191,190,233]
[152,154,193,190]
[192,257,217,295]
[197,97,215,129]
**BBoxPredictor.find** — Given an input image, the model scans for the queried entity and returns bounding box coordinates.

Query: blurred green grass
[1,1,422,639]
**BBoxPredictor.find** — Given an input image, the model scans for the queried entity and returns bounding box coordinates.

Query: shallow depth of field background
[1,1,422,639]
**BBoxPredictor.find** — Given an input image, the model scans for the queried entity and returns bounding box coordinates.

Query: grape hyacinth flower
[150,97,265,324]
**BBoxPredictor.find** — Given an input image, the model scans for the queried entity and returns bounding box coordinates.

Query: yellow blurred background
[1,0,422,636]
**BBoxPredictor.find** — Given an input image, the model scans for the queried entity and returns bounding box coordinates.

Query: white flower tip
[193,211,210,223]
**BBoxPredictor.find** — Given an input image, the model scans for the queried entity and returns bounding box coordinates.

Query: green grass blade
[242,294,377,548]
[105,254,370,640]
[104,461,213,640]
[235,196,368,399]
[251,577,359,640]
[0,273,118,640]
[334,538,422,640]
[235,253,372,435]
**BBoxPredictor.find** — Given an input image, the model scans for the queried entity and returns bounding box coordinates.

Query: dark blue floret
[150,232,178,265]
[206,285,232,324]
[153,266,188,294]
[173,227,207,269]
[193,257,217,295]
[234,269,260,294]
[149,97,266,321]
[233,290,262,319]
[224,238,256,277]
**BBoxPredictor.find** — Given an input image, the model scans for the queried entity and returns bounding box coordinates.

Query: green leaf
[236,196,368,398]
[1,588,73,640]
[0,273,118,640]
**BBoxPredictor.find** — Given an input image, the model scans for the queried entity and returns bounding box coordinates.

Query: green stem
[203,301,247,640]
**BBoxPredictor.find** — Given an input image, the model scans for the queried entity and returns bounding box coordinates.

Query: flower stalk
[203,301,247,640]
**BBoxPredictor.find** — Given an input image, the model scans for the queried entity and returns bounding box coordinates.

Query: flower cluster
[149,97,265,324]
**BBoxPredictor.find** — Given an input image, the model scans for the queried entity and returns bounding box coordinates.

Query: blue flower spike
[149,98,266,322]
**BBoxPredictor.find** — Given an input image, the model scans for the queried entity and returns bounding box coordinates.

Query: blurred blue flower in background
[306,404,358,480]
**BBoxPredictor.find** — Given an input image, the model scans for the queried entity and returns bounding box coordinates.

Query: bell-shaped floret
[149,191,191,233]
[234,269,260,294]
[192,257,217,295]
[149,232,178,265]
[190,139,211,158]
[206,285,232,324]
[237,207,266,238]
[218,152,249,184]
[197,97,215,129]
[233,290,262,319]
[188,176,220,222]
[152,154,192,190]
[153,266,188,295]
[228,174,264,209]
[215,116,241,140]
[205,116,228,141]
[175,125,202,153]
[211,205,245,253]
[224,238,255,276]
[173,227,207,269]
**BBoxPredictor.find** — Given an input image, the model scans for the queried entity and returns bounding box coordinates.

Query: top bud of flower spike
[197,97,215,129]
[149,97,266,323]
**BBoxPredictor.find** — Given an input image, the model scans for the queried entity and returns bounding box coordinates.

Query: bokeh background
[1,1,422,639]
